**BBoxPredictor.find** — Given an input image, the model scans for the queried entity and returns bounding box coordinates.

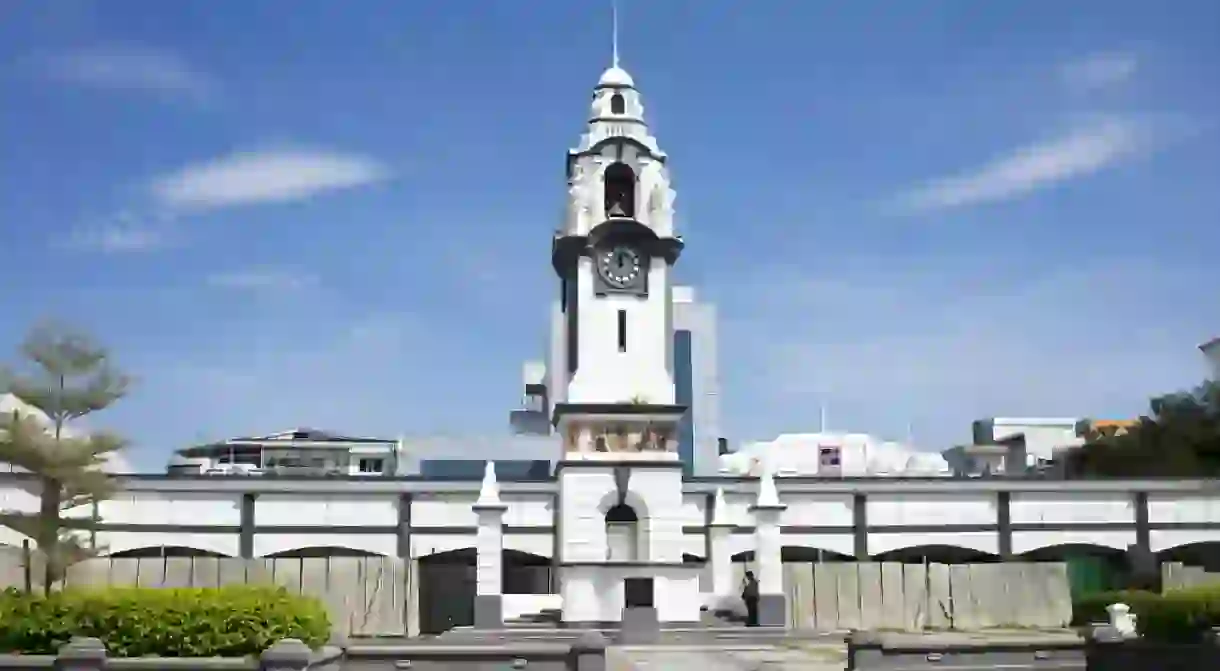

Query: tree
[1065,379,1220,478]
[0,323,130,593]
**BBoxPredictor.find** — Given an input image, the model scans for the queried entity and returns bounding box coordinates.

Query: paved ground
[609,640,849,671]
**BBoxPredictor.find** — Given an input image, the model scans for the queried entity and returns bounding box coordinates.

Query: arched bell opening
[610,93,626,115]
[603,162,636,219]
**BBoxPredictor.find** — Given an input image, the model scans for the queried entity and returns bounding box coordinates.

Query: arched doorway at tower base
[416,548,553,635]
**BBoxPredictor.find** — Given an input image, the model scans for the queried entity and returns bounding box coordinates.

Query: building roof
[231,428,395,444]
[176,427,397,458]
[988,417,1081,427]
[1201,336,1220,354]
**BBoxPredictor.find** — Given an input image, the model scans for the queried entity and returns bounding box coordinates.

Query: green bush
[1136,583,1220,643]
[1071,589,1161,626]
[0,585,330,657]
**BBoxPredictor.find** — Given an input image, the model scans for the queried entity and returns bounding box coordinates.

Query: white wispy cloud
[206,268,318,292]
[65,210,179,253]
[150,148,391,212]
[1061,52,1139,91]
[892,118,1149,213]
[34,44,216,100]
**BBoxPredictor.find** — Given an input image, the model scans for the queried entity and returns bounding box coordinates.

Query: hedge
[1137,583,1220,643]
[0,585,331,657]
[1072,585,1220,643]
[1071,589,1162,626]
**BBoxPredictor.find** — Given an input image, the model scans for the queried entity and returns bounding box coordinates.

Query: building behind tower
[672,286,721,476]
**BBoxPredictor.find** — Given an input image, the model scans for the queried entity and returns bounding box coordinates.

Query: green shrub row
[0,585,331,657]
[1136,584,1220,643]
[1072,584,1220,643]
[1071,589,1162,626]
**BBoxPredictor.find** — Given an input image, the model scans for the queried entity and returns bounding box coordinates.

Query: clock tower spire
[550,47,704,632]
[550,51,684,454]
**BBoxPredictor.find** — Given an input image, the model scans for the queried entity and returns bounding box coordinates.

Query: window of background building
[358,458,385,474]
[818,446,841,467]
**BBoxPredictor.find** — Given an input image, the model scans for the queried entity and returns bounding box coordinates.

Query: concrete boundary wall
[733,561,1074,631]
[1161,561,1220,590]
[0,553,409,638]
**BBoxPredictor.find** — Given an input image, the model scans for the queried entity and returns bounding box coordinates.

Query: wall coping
[4,473,1216,497]
[849,630,1087,652]
[0,639,343,671]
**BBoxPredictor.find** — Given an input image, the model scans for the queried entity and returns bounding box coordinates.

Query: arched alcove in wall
[415,548,554,635]
[106,545,232,558]
[263,546,387,558]
[419,547,474,563]
[730,547,855,563]
[504,549,552,595]
[1018,543,1129,597]
[605,502,643,561]
[417,548,474,635]
[1018,543,1125,562]
[871,544,1000,564]
[1159,541,1220,571]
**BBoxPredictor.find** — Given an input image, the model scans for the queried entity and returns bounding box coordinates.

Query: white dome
[598,66,635,88]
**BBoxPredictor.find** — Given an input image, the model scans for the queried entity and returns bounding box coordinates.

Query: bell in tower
[604,162,636,219]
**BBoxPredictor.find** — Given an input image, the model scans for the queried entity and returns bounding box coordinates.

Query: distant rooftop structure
[942,434,1029,477]
[972,417,1082,463]
[395,434,561,475]
[224,428,396,444]
[720,432,950,477]
[172,427,399,477]
[167,427,563,479]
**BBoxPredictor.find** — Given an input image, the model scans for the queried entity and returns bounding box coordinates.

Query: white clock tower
[549,49,702,630]
[553,64,680,410]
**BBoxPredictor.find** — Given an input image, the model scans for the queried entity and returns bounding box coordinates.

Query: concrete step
[700,608,748,628]
[501,620,556,629]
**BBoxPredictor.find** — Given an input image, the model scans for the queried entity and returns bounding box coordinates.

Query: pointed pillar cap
[474,461,507,511]
[749,461,786,512]
[710,487,734,527]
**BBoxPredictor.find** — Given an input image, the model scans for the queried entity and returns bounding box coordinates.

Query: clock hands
[598,245,640,287]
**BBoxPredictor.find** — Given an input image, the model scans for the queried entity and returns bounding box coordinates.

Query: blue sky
[1,0,1217,470]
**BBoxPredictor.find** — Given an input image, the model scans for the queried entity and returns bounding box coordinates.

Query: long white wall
[1,476,1217,559]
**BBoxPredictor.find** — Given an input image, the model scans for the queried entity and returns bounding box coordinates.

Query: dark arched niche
[108,546,230,558]
[603,162,636,218]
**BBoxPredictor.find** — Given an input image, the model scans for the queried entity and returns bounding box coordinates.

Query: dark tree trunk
[38,477,61,596]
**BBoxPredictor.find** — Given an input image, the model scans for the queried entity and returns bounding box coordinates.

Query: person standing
[741,570,760,626]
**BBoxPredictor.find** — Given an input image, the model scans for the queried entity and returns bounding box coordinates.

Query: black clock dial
[596,245,642,288]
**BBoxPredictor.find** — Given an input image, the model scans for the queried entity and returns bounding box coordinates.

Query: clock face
[596,244,643,288]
